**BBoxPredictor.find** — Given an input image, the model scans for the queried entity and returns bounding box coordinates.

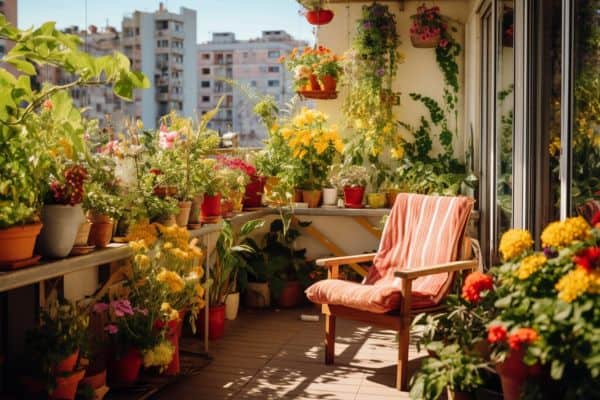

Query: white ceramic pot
[37,204,84,258]
[322,188,338,206]
[225,292,240,320]
[244,282,271,308]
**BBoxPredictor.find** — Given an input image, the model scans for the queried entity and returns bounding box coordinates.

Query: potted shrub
[0,18,147,266]
[217,156,252,213]
[281,107,344,208]
[23,296,89,400]
[37,164,88,258]
[298,0,334,25]
[330,164,369,208]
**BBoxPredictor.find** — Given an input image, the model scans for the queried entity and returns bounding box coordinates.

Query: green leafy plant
[329,164,369,189]
[0,17,148,228]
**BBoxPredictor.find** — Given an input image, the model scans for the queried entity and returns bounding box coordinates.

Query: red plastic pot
[201,193,222,218]
[107,347,142,385]
[277,281,303,308]
[54,349,79,373]
[157,318,183,376]
[495,348,541,400]
[197,304,226,341]
[305,9,334,25]
[343,186,365,208]
[243,175,265,209]
[51,369,85,400]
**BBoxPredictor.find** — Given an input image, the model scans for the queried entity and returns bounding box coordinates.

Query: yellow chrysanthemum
[314,140,329,155]
[391,146,405,160]
[548,136,561,157]
[126,220,158,246]
[334,138,344,154]
[541,216,591,248]
[156,269,185,293]
[556,268,591,303]
[143,340,174,368]
[588,271,600,294]
[129,240,147,252]
[515,253,547,280]
[499,229,534,261]
[134,254,150,269]
[160,302,180,321]
[194,283,205,298]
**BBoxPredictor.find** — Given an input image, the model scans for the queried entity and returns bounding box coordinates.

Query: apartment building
[122,3,197,129]
[197,30,307,147]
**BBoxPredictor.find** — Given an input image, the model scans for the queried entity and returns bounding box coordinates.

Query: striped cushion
[306,194,474,313]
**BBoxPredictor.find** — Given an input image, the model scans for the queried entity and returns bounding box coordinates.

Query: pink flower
[439,39,449,48]
[93,302,109,314]
[110,299,134,317]
[104,324,119,334]
[159,124,168,133]
[135,307,149,316]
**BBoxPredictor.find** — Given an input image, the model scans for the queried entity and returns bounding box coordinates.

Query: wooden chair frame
[315,238,478,391]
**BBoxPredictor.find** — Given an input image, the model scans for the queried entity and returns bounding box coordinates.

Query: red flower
[461,271,494,303]
[591,211,600,228]
[438,39,449,48]
[487,325,508,344]
[573,246,600,273]
[508,328,538,351]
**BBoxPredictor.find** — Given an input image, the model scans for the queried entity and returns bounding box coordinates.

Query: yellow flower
[281,127,293,139]
[126,220,158,246]
[499,229,533,261]
[163,242,174,250]
[191,266,204,279]
[548,136,561,157]
[156,269,185,293]
[129,240,147,252]
[515,253,547,280]
[194,283,205,298]
[541,216,591,248]
[58,138,73,159]
[588,270,600,294]
[134,254,150,269]
[314,139,329,155]
[143,341,174,369]
[391,146,405,159]
[334,138,344,154]
[160,302,180,321]
[556,268,591,303]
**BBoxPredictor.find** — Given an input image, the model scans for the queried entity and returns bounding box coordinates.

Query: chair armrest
[394,259,478,280]
[316,253,377,267]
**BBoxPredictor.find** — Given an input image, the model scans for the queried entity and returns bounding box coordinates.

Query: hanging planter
[299,0,334,25]
[297,89,338,100]
[410,31,442,48]
[409,5,446,48]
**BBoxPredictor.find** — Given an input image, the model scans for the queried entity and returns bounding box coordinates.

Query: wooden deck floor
[155,306,425,399]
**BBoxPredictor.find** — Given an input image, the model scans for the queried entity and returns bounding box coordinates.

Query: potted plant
[0,18,147,266]
[330,164,369,208]
[298,0,334,25]
[280,46,343,97]
[281,107,344,208]
[198,159,225,223]
[84,184,121,248]
[23,296,89,400]
[37,164,88,258]
[217,156,254,212]
[410,4,447,48]
[202,220,263,331]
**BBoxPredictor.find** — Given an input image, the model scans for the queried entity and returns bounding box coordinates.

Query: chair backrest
[366,193,474,288]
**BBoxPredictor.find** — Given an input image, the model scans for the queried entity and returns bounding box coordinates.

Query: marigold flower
[143,341,174,368]
[160,302,180,321]
[462,271,494,302]
[574,246,600,273]
[156,269,185,293]
[134,254,150,269]
[556,268,591,302]
[515,253,547,280]
[541,216,591,248]
[487,325,508,343]
[499,229,533,261]
[507,328,538,351]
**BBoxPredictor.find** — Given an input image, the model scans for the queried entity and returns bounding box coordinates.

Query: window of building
[202,53,210,60]
[202,96,210,102]
[201,81,211,88]
[268,80,280,87]
[95,104,102,112]
[268,65,280,73]
[202,68,210,75]
[267,50,280,58]
[250,80,257,87]
[156,20,168,30]
[243,52,248,58]
[174,23,182,32]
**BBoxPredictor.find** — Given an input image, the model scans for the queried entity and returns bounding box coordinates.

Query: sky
[18,0,314,44]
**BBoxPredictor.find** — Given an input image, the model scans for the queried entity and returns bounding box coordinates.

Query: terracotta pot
[175,201,192,227]
[37,204,85,258]
[188,194,204,224]
[245,282,271,308]
[495,348,541,400]
[55,349,79,373]
[88,217,114,248]
[367,193,386,209]
[302,189,322,208]
[225,292,240,320]
[197,304,226,341]
[343,186,365,208]
[410,31,441,48]
[156,214,176,226]
[153,185,177,198]
[319,75,337,92]
[385,190,400,208]
[447,388,474,400]
[81,369,106,390]
[229,191,244,213]
[108,347,142,385]
[305,9,334,25]
[322,188,338,206]
[0,223,42,264]
[221,198,234,218]
[73,221,91,246]
[201,193,222,218]
[51,369,85,400]
[277,280,303,308]
[293,188,304,203]
[243,175,265,209]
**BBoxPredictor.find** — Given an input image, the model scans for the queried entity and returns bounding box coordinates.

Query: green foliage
[0,17,148,227]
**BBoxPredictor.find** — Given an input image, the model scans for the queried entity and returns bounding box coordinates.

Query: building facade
[197,30,306,147]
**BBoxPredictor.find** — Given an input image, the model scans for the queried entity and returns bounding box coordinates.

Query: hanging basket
[297,90,338,100]
[410,32,441,48]
[305,9,334,25]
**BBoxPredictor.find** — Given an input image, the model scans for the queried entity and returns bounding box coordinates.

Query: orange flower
[278,55,285,64]
[507,328,539,351]
[461,271,494,303]
[487,325,508,344]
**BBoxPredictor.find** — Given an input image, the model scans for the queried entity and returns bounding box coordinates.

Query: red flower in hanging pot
[305,9,334,25]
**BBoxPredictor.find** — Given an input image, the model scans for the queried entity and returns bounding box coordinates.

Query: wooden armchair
[306,194,478,391]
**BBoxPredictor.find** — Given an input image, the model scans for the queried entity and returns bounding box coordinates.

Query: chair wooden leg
[397,324,410,391]
[325,314,336,365]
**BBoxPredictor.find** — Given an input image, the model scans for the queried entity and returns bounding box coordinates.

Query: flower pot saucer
[112,236,128,243]
[69,245,96,256]
[0,255,41,270]
[344,203,364,209]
